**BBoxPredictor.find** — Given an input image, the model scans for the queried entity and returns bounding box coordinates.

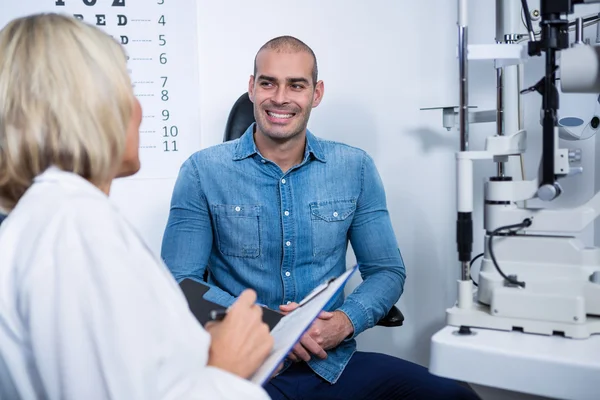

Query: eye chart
[0,0,201,179]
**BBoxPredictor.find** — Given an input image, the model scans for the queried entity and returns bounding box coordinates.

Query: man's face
[249,49,323,141]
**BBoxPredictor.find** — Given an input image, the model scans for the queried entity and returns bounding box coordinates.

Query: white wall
[108,0,600,374]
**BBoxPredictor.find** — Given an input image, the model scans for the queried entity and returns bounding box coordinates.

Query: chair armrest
[376,305,404,327]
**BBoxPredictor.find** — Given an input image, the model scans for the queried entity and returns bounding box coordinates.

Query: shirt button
[285,241,291,247]
[235,206,241,212]
[281,178,286,184]
[284,211,290,216]
[333,211,339,217]
[261,159,266,163]
[285,271,291,277]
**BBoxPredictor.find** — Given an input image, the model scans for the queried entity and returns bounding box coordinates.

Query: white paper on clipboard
[249,265,358,385]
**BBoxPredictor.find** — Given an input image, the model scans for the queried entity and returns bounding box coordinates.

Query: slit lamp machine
[424,0,600,339]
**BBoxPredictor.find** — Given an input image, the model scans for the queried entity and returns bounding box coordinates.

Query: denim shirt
[161,124,406,384]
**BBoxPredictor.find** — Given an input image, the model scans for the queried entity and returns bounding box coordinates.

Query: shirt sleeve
[337,152,406,339]
[161,157,238,307]
[18,202,269,400]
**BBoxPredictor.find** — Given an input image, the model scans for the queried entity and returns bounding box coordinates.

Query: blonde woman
[0,13,273,399]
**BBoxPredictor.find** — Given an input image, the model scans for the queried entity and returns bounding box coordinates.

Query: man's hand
[279,303,354,362]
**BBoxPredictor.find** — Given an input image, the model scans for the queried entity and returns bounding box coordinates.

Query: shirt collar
[233,123,327,163]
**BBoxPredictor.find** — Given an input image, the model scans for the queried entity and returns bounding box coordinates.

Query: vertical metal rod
[496,65,505,177]
[541,43,557,188]
[458,0,471,282]
[596,13,600,44]
[576,17,584,44]
[459,26,469,153]
[495,0,523,182]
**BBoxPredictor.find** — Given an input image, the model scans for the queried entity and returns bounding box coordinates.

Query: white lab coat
[0,166,270,400]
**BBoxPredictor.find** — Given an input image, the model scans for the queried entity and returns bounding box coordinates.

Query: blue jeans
[264,352,480,400]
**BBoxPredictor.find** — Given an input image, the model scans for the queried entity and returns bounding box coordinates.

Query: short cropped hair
[253,35,318,85]
[0,13,134,212]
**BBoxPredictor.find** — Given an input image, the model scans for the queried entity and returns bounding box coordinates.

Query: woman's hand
[206,289,274,379]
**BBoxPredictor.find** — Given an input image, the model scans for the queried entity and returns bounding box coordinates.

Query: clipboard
[179,279,283,330]
[249,265,358,385]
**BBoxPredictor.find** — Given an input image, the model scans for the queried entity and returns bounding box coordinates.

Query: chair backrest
[223,92,255,142]
[0,214,5,225]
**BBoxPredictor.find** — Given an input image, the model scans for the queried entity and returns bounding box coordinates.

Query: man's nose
[272,86,288,105]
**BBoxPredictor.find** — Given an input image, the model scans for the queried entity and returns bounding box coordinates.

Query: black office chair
[223,92,255,142]
[223,92,404,328]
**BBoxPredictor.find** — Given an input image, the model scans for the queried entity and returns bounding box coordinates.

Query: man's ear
[312,80,324,108]
[248,75,255,102]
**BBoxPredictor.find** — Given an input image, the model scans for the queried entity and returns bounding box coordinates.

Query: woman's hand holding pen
[206,289,273,379]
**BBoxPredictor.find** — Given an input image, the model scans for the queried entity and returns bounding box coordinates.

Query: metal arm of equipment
[487,189,600,233]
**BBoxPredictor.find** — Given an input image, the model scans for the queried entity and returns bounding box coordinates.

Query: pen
[209,309,228,321]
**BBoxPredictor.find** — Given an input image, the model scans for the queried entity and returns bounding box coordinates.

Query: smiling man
[161,36,479,399]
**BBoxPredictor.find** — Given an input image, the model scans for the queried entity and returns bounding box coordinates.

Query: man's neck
[254,130,306,173]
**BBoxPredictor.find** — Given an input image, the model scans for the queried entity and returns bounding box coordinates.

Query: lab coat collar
[33,166,109,199]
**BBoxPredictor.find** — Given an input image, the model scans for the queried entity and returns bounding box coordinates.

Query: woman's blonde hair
[0,13,134,212]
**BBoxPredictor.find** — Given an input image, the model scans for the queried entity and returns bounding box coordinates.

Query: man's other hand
[279,303,354,362]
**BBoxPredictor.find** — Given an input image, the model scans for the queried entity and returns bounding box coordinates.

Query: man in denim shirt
[161,36,478,399]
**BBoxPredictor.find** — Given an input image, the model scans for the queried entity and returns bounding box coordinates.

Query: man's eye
[291,84,304,89]
[260,82,272,87]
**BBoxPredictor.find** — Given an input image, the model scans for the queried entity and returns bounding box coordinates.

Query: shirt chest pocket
[310,199,356,257]
[212,204,261,258]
